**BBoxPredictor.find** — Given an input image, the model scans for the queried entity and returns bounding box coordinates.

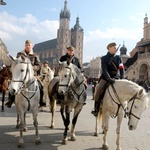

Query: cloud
[0,11,59,56]
[83,27,143,62]
[0,11,144,63]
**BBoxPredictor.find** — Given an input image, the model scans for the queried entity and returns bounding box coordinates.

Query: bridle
[11,62,29,88]
[108,84,141,120]
[58,66,72,89]
[58,66,85,102]
[127,95,141,120]
[11,61,38,111]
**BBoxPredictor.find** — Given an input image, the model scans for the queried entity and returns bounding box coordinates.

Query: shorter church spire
[144,13,148,25]
[72,17,83,31]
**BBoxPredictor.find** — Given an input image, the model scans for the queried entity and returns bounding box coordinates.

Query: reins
[108,84,141,120]
[59,66,85,104]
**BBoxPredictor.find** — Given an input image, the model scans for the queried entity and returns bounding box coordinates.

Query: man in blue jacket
[91,42,125,117]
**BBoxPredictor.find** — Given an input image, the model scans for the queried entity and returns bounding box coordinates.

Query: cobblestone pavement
[0,86,150,150]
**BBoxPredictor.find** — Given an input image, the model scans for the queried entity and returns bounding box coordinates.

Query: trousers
[94,79,107,101]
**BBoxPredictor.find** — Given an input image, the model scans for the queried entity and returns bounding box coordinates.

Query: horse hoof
[16,125,20,129]
[62,139,68,145]
[18,143,24,148]
[94,132,98,136]
[35,139,41,145]
[102,144,109,150]
[70,137,76,141]
[50,125,54,129]
[1,109,5,112]
[23,127,28,132]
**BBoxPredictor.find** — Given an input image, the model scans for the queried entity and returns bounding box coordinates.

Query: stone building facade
[0,38,10,66]
[125,14,150,81]
[33,0,84,67]
[90,56,101,78]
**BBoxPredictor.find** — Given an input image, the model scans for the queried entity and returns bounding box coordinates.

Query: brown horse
[0,66,12,111]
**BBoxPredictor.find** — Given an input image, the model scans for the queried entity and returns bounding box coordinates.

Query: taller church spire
[60,0,70,20]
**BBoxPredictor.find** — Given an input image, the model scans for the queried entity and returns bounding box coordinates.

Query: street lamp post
[0,0,6,5]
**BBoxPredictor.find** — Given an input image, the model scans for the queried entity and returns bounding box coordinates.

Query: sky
[0,0,150,63]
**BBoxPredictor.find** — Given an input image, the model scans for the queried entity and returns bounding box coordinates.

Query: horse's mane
[116,79,147,98]
[117,79,144,89]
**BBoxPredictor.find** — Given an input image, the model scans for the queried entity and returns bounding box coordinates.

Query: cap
[25,40,32,44]
[44,61,49,64]
[107,42,116,50]
[67,46,75,51]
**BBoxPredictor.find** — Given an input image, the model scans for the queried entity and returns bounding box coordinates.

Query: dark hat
[25,40,32,44]
[44,61,49,64]
[67,46,75,51]
[107,42,116,50]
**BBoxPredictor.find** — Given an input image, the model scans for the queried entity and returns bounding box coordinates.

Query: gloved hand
[107,78,115,84]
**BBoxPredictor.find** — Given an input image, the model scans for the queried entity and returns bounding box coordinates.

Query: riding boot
[37,80,46,107]
[5,93,15,108]
[91,100,100,117]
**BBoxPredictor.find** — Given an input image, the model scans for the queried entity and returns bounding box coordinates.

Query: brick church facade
[33,0,84,67]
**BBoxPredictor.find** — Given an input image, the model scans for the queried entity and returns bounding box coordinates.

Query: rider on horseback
[56,46,87,104]
[40,61,52,81]
[5,40,46,108]
[91,42,125,117]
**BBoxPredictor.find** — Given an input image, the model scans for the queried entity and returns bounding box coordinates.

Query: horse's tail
[98,106,102,121]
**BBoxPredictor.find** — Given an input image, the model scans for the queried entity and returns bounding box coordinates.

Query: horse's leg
[32,109,41,144]
[60,104,66,125]
[62,105,70,145]
[16,113,20,129]
[116,113,124,150]
[50,97,56,128]
[94,116,99,136]
[102,112,110,150]
[1,91,5,112]
[18,111,25,148]
[23,112,28,132]
[70,104,82,141]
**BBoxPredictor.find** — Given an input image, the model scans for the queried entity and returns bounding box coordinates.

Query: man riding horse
[40,61,52,81]
[5,40,46,108]
[91,42,125,117]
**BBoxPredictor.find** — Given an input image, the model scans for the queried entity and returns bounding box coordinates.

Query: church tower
[143,13,150,40]
[71,17,84,64]
[57,0,71,57]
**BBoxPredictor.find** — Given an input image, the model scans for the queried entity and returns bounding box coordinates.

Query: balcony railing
[138,52,150,58]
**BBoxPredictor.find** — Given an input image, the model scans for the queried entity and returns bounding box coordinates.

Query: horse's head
[58,60,82,95]
[0,65,12,80]
[8,55,34,95]
[127,88,149,130]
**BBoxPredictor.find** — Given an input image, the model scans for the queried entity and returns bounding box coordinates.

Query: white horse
[95,79,149,150]
[48,60,87,144]
[40,69,54,109]
[8,56,41,148]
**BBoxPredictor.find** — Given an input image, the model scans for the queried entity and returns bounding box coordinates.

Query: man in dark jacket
[5,40,46,108]
[56,46,83,104]
[91,42,125,117]
[59,46,82,70]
